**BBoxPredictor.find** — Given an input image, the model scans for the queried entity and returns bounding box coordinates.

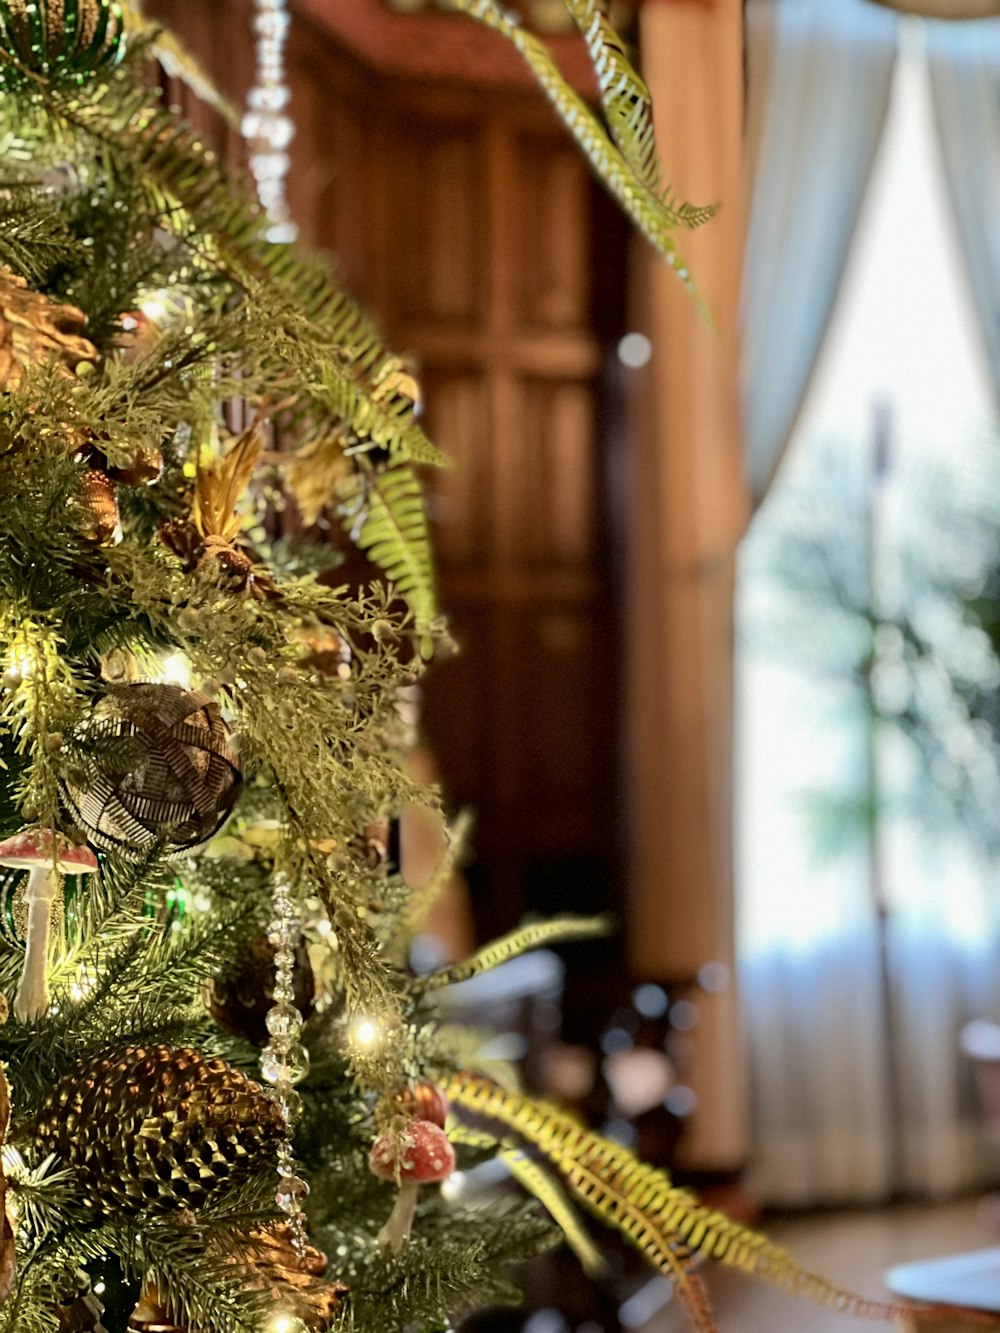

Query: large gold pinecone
[18,1045,284,1212]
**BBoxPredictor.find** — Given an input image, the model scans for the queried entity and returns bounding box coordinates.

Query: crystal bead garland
[261,875,311,1254]
[243,0,298,244]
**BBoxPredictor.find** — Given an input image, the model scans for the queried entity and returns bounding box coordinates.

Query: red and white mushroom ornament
[0,830,98,1022]
[369,1118,456,1254]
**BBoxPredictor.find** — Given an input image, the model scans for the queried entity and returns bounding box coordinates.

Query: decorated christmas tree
[0,2,986,1331]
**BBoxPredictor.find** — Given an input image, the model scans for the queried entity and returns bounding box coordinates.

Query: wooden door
[370,86,627,940]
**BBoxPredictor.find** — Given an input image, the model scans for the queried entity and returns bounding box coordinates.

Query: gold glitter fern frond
[446,1073,998,1332]
[449,1120,606,1279]
[424,915,614,989]
[444,0,703,302]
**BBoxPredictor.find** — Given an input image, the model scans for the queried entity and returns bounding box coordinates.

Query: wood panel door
[370,85,628,940]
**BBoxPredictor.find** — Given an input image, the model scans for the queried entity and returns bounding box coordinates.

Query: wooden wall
[147,0,628,944]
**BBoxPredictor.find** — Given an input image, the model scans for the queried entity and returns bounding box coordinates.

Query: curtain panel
[743,0,899,505]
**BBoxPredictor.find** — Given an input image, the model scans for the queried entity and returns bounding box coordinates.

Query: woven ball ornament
[60,682,241,860]
[0,0,124,90]
[18,1044,285,1212]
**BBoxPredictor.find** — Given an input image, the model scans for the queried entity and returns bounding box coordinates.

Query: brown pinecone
[17,1045,284,1212]
[77,470,122,545]
[54,1269,108,1333]
[0,267,97,389]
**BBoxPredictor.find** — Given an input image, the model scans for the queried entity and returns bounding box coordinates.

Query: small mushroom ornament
[0,830,98,1021]
[369,1118,456,1254]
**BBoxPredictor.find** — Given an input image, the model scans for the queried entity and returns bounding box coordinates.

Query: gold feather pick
[161,420,278,596]
[192,422,265,545]
[422,914,614,989]
[445,1073,1000,1332]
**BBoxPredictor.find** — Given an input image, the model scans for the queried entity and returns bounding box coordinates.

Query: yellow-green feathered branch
[446,0,713,305]
[120,3,240,124]
[446,1073,999,1332]
[449,1120,607,1278]
[423,914,614,989]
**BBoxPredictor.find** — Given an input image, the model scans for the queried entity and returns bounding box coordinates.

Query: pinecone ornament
[237,1224,346,1330]
[77,469,122,545]
[127,1283,186,1333]
[54,1269,108,1333]
[18,1045,284,1212]
[0,267,97,389]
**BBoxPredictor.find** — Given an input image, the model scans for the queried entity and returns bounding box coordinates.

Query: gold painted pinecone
[127,1283,186,1332]
[18,1045,284,1212]
[236,1224,346,1330]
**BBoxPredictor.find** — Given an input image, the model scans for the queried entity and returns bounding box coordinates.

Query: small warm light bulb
[6,642,37,681]
[351,1018,379,1050]
[70,984,85,1002]
[159,652,192,688]
[316,918,332,937]
[268,1315,305,1333]
[93,1280,106,1295]
[140,295,169,323]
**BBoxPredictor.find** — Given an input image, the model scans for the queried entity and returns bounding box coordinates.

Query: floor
[649,1197,996,1332]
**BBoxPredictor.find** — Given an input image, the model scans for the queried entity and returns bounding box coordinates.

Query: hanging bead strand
[261,875,311,1254]
[243,0,297,243]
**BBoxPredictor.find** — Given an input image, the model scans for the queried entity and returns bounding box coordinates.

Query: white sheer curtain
[738,29,1000,1205]
[743,0,899,504]
[926,16,1000,396]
